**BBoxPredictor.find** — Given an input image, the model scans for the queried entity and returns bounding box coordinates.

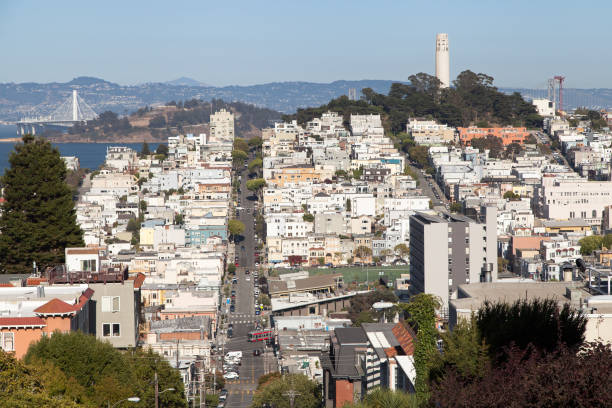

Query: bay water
[0,125,160,174]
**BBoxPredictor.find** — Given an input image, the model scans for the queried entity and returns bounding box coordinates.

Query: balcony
[45,265,129,284]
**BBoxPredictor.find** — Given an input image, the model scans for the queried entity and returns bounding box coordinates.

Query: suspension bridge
[16,90,97,135]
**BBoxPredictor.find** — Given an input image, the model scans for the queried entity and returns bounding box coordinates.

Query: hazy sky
[1,1,610,88]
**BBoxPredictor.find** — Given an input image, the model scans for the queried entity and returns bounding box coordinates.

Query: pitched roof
[34,298,76,316]
[26,277,47,286]
[34,288,94,316]
[0,283,13,287]
[0,317,46,328]
[129,273,146,289]
[392,322,416,356]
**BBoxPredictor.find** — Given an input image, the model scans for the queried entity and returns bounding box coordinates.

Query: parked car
[253,349,261,356]
[224,372,239,380]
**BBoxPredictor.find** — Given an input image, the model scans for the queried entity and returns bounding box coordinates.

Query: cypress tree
[0,135,83,273]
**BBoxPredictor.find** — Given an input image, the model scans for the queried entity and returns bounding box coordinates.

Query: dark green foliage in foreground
[0,135,83,273]
[25,331,186,408]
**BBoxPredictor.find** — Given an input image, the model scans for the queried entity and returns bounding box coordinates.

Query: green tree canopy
[503,190,520,200]
[233,138,249,153]
[355,245,372,260]
[251,374,321,408]
[0,135,84,273]
[246,178,266,192]
[228,219,245,238]
[140,141,151,156]
[476,298,586,361]
[0,350,80,407]
[232,149,248,163]
[248,136,263,148]
[155,143,169,158]
[248,157,263,172]
[394,243,409,259]
[24,331,185,408]
[302,213,314,222]
[344,387,418,408]
[400,294,441,404]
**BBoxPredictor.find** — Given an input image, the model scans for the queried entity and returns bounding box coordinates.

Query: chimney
[36,286,45,298]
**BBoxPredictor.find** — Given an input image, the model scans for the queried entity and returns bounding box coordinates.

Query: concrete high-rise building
[409,207,497,312]
[435,33,450,88]
[209,108,235,142]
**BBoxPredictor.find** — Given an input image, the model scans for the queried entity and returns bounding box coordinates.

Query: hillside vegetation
[284,71,543,133]
[49,98,281,142]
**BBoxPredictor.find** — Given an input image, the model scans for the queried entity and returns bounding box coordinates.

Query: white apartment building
[209,109,235,142]
[266,213,313,238]
[542,178,612,226]
[406,119,456,145]
[350,114,384,136]
[532,98,555,117]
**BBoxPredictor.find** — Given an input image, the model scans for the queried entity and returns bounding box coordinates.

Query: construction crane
[554,75,566,113]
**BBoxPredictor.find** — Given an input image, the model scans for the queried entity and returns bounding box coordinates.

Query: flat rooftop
[451,281,590,312]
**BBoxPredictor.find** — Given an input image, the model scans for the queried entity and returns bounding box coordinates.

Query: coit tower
[435,33,450,88]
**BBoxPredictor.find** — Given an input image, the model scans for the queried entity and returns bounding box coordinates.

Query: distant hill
[164,77,212,87]
[0,77,401,121]
[45,98,281,143]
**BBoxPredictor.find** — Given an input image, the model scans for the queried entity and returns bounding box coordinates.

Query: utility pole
[283,376,301,408]
[176,339,180,370]
[200,364,206,408]
[154,371,159,408]
[283,389,301,408]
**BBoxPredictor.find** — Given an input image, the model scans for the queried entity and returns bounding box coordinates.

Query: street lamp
[108,397,140,408]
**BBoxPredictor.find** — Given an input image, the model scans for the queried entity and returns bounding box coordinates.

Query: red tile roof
[34,288,94,316]
[0,317,46,328]
[130,273,146,289]
[0,283,13,287]
[34,298,76,315]
[392,322,416,356]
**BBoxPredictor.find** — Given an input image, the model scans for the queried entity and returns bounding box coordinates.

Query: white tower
[435,33,450,88]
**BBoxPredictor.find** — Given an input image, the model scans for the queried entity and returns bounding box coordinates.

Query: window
[1,332,14,351]
[101,296,120,312]
[103,323,111,337]
[103,323,120,337]
[80,259,96,272]
[113,324,120,337]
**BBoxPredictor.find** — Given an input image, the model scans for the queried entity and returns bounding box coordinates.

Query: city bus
[248,329,274,342]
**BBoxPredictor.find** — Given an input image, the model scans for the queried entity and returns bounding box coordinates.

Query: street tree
[354,245,372,262]
[394,243,409,261]
[228,219,245,241]
[246,178,266,193]
[251,374,321,408]
[0,135,83,273]
[248,158,263,173]
[231,149,248,164]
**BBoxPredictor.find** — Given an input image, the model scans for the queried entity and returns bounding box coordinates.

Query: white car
[224,372,239,380]
[245,277,250,281]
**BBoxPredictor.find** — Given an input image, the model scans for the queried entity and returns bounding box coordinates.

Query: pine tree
[0,135,83,273]
[141,141,151,156]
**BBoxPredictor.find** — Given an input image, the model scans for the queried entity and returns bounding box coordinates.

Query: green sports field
[277,265,409,284]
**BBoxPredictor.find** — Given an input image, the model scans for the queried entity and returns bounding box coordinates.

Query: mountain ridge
[1,77,611,121]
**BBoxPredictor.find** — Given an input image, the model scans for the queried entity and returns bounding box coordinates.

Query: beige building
[209,109,234,142]
[407,119,456,145]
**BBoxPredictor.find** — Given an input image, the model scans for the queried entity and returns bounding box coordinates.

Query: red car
[234,262,239,267]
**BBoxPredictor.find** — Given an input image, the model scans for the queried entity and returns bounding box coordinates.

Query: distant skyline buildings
[435,33,450,88]
[2,2,612,88]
